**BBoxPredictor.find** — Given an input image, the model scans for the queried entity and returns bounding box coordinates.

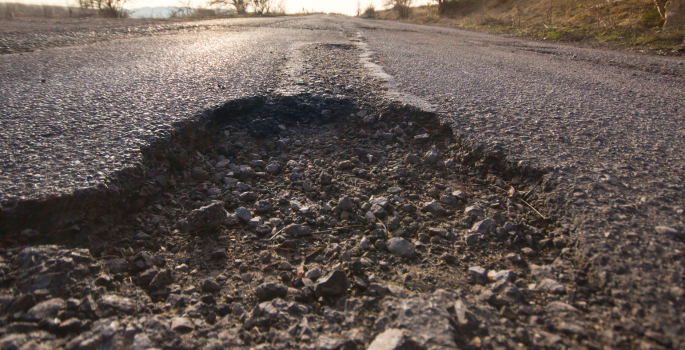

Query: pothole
[0,94,567,349]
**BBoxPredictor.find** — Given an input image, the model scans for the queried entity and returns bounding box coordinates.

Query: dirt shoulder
[369,1,685,58]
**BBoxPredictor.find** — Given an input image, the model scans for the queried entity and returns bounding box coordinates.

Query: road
[1,14,684,349]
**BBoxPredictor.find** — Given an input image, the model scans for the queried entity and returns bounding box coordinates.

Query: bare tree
[384,0,413,18]
[251,0,272,15]
[274,0,286,15]
[77,0,129,17]
[433,0,445,15]
[209,0,248,14]
[362,4,377,18]
[661,0,684,29]
[655,0,667,18]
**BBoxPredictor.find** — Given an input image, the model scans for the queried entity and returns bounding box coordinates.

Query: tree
[661,0,684,29]
[434,0,446,15]
[384,0,413,18]
[77,0,129,18]
[208,0,248,14]
[251,0,272,14]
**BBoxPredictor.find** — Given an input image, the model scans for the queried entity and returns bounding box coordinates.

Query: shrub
[362,4,376,18]
[641,10,664,28]
[385,0,413,19]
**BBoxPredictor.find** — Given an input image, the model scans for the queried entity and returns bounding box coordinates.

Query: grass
[369,0,685,56]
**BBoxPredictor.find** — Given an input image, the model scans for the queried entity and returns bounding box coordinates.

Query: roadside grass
[371,0,685,56]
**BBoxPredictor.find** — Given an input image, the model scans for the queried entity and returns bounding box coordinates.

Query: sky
[1,0,433,16]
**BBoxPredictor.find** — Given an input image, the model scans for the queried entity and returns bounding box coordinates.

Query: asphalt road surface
[1,14,684,349]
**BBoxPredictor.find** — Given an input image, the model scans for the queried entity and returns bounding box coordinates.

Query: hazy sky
[2,0,433,16]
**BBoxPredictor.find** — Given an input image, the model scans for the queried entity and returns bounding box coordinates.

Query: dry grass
[371,0,685,55]
[1,2,91,19]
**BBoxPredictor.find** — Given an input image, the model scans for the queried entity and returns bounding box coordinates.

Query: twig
[268,224,363,241]
[310,225,363,235]
[523,177,543,200]
[376,216,389,236]
[520,198,547,220]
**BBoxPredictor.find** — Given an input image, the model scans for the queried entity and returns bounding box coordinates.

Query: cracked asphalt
[1,14,684,348]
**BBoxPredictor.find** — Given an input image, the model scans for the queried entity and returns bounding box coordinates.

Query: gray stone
[506,253,522,262]
[25,298,65,321]
[98,294,136,315]
[283,224,311,237]
[255,225,272,235]
[538,278,566,294]
[132,334,152,350]
[370,204,386,218]
[239,192,257,202]
[338,160,355,170]
[255,301,279,319]
[386,238,415,258]
[247,216,262,228]
[453,190,469,199]
[211,249,228,260]
[319,172,333,185]
[369,196,389,209]
[439,194,456,205]
[149,269,173,291]
[471,218,496,235]
[236,182,251,192]
[232,303,245,315]
[546,301,578,313]
[236,165,255,179]
[414,133,430,142]
[255,282,288,301]
[186,201,228,233]
[315,271,350,297]
[265,163,279,174]
[468,266,488,285]
[406,154,421,164]
[191,167,209,181]
[305,267,322,280]
[530,264,555,281]
[338,196,354,211]
[136,267,159,287]
[368,328,425,350]
[235,207,251,222]
[202,279,221,293]
[492,270,517,282]
[58,318,82,333]
[553,236,568,248]
[170,317,194,333]
[423,150,438,164]
[559,322,586,336]
[465,233,480,246]
[464,205,484,218]
[421,201,447,216]
[379,296,457,348]
[133,251,154,271]
[500,283,524,303]
[655,226,682,238]
[454,300,477,330]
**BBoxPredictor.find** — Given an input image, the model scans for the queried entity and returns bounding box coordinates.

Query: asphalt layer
[0,17,346,204]
[1,14,684,349]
